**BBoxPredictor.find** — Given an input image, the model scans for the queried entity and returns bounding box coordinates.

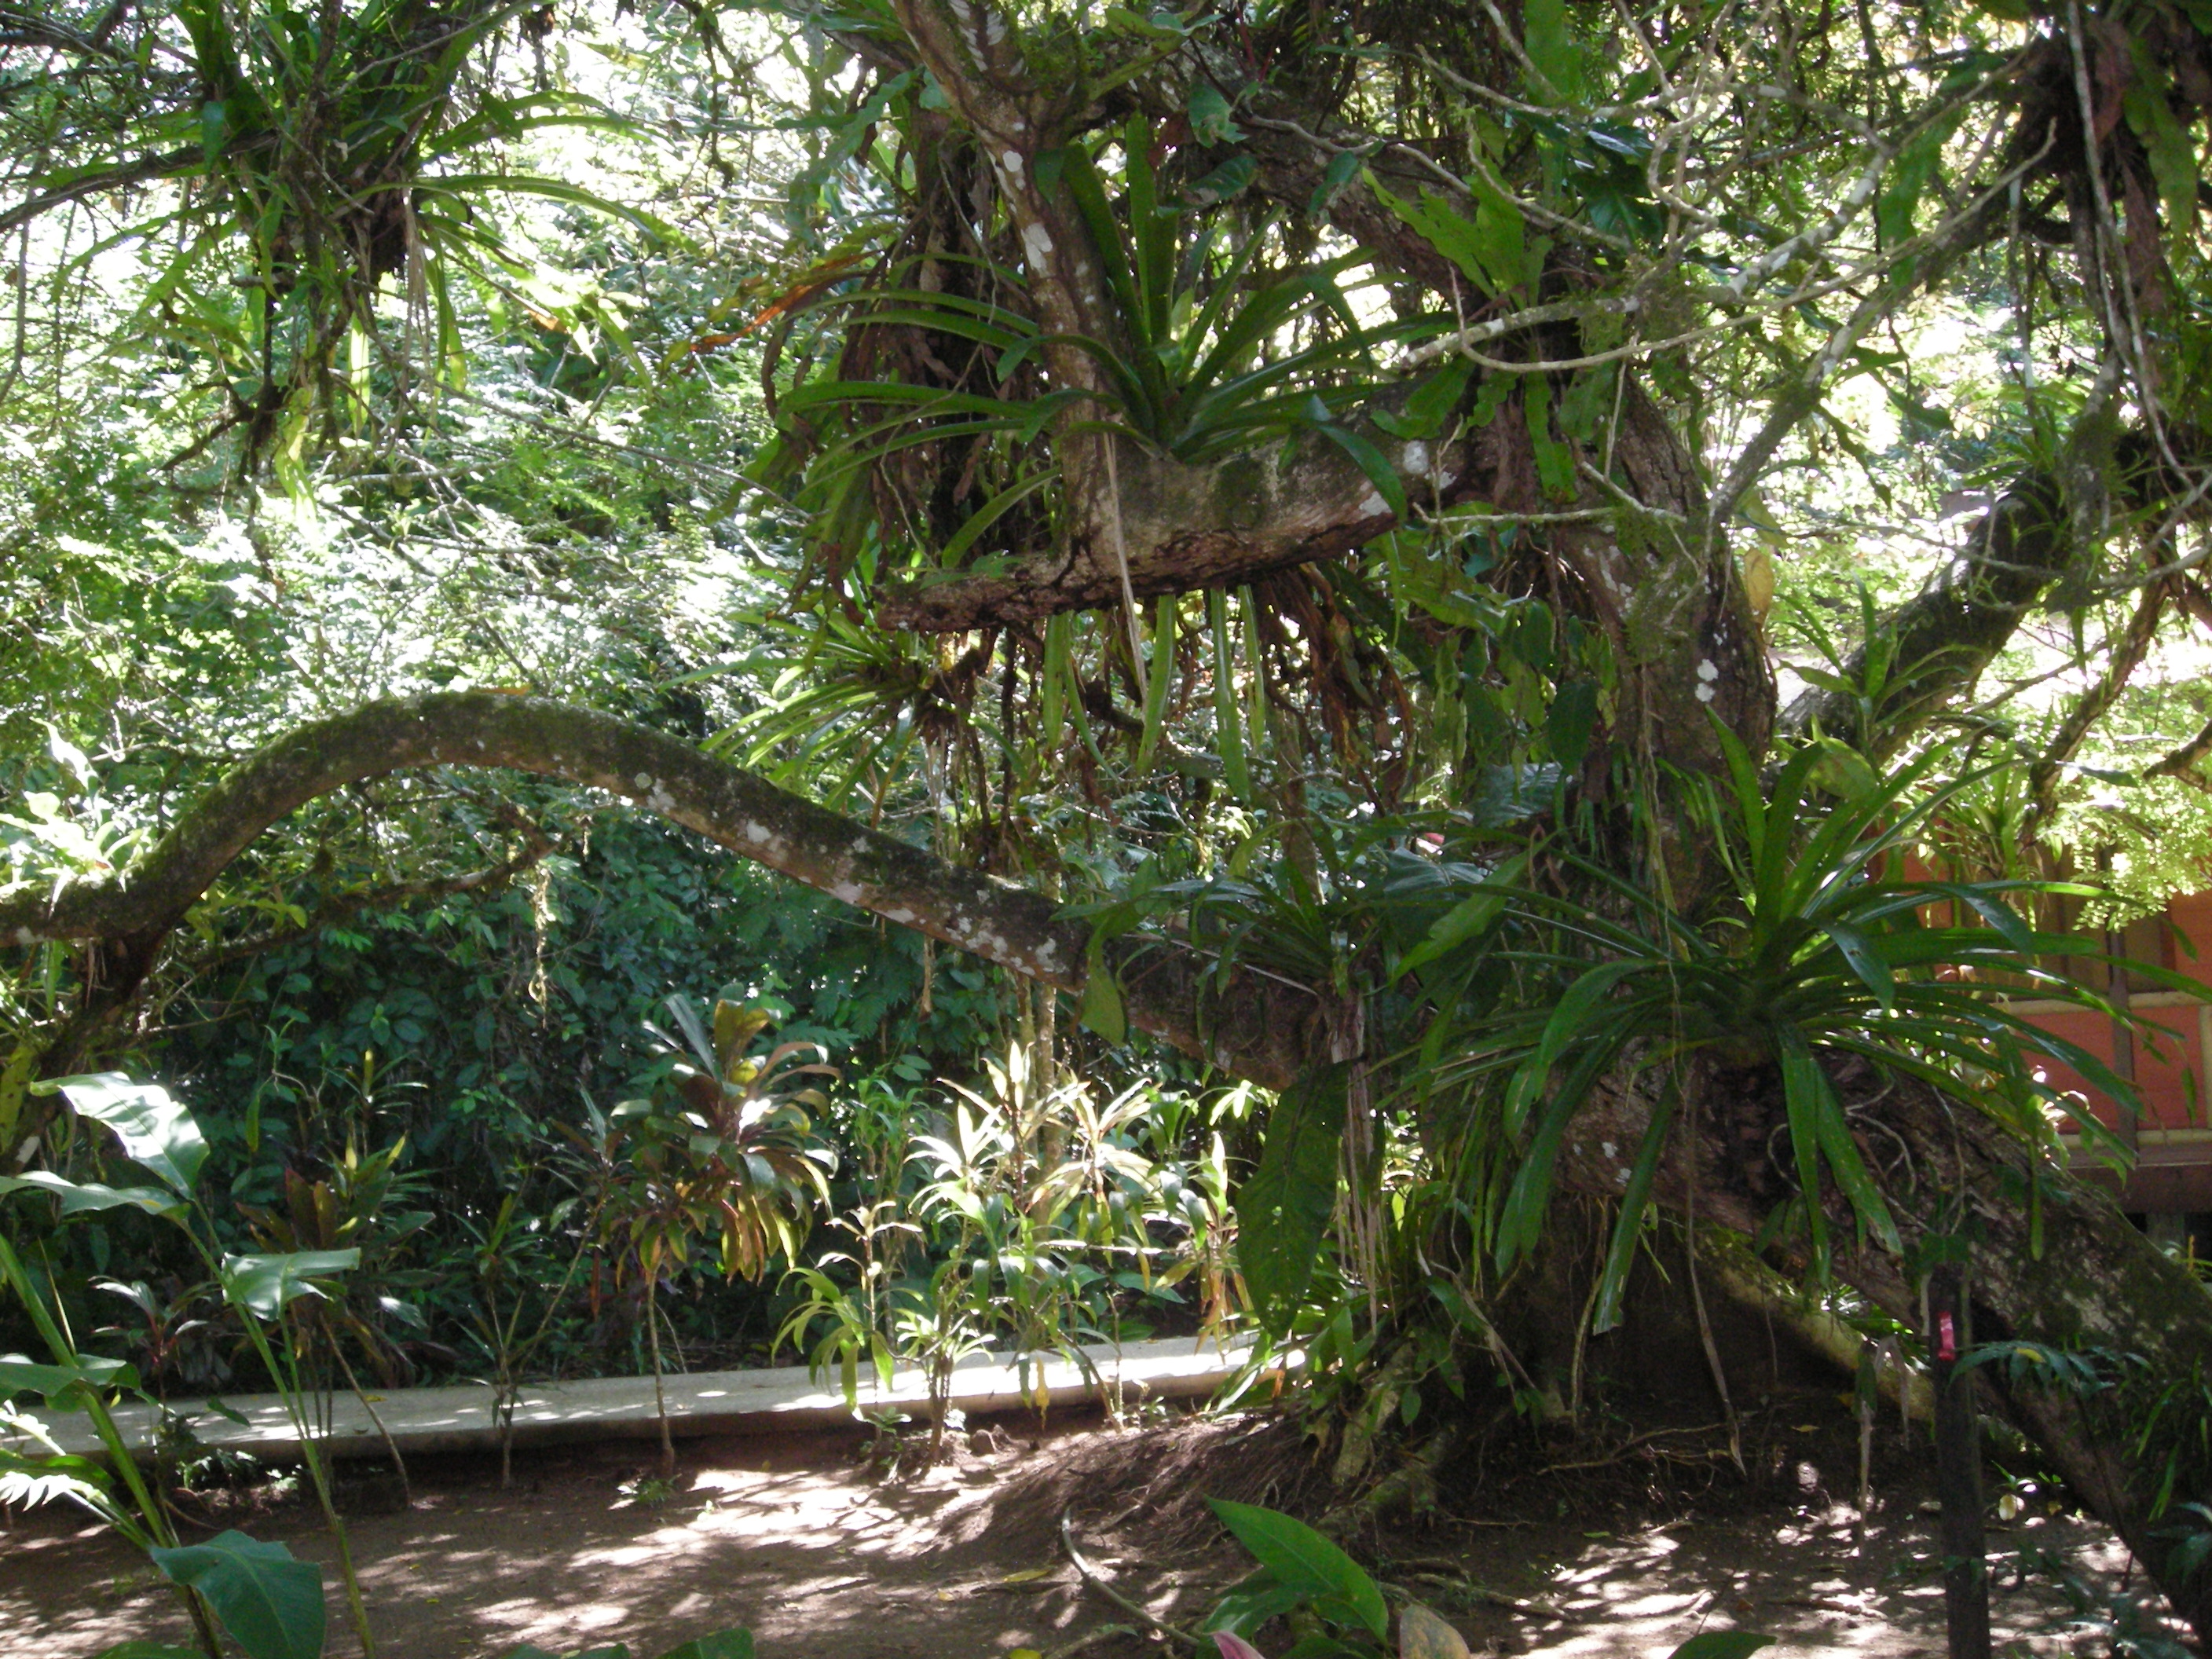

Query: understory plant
[596,995,837,1471]
[776,1046,1234,1457]
[1,1073,375,1657]
[1413,733,2200,1322]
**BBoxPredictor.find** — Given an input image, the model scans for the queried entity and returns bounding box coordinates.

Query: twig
[1060,1508,1201,1647]
[1533,1419,1734,1475]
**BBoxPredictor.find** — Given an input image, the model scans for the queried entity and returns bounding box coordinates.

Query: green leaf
[1235,1066,1349,1335]
[1522,379,1575,500]
[0,1173,185,1218]
[1777,1036,1840,1273]
[1667,1635,1774,1659]
[1591,1088,1675,1332]
[0,1352,138,1404]
[41,1073,207,1197]
[94,1646,207,1659]
[1367,174,1522,296]
[2125,70,2199,244]
[655,1633,756,1659]
[1208,1499,1388,1642]
[1547,679,1600,770]
[220,1251,361,1319]
[1876,115,1961,246]
[1309,148,1360,214]
[1191,155,1258,203]
[1373,359,1474,441]
[148,1531,325,1659]
[1393,854,1529,981]
[1522,0,1583,95]
[1203,1577,1309,1635]
[1314,422,1407,521]
[1188,82,1243,145]
[1079,954,1127,1046]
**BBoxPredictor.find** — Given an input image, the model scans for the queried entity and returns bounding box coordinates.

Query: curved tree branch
[0,691,1325,1097]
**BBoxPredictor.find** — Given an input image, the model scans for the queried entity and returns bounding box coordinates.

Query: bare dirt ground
[0,1398,2174,1659]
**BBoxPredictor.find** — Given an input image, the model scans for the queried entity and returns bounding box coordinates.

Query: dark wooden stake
[1929,1262,1990,1659]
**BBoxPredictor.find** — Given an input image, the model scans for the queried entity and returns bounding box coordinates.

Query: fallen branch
[1060,1508,1201,1648]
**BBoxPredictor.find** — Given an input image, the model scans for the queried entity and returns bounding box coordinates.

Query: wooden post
[1928,1262,1990,1659]
[2100,849,2138,1159]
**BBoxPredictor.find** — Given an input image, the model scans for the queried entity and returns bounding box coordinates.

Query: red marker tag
[1937,1311,1957,1363]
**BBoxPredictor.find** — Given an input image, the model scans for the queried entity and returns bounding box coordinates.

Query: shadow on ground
[0,1407,2157,1658]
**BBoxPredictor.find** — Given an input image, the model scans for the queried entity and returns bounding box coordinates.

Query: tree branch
[1779,404,2126,756]
[0,145,203,239]
[872,390,1471,632]
[0,692,1324,1091]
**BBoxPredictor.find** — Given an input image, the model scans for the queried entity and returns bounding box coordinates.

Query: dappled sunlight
[0,1419,2159,1659]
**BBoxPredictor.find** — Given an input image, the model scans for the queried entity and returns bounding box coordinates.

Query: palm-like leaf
[1418,731,2202,1324]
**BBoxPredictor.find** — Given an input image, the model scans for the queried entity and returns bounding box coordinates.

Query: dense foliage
[17,0,2212,1638]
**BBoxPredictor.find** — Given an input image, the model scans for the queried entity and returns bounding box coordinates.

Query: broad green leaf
[1367,174,1522,297]
[1547,679,1600,771]
[220,1251,361,1319]
[1235,1067,1348,1335]
[1821,921,1894,1013]
[1522,378,1575,500]
[1079,957,1127,1046]
[1203,1577,1309,1635]
[1777,1036,1836,1273]
[38,1072,207,1197]
[1314,422,1407,522]
[1521,0,1582,95]
[1208,1499,1388,1642]
[0,1173,185,1218]
[1394,853,1531,981]
[1209,591,1253,803]
[1876,114,1963,247]
[0,1352,137,1403]
[1373,359,1474,441]
[1188,82,1243,146]
[149,1530,324,1659]
[2125,75,2199,244]
[1591,1089,1676,1332]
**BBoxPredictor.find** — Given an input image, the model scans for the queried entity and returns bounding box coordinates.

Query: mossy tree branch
[0,691,1327,1145]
